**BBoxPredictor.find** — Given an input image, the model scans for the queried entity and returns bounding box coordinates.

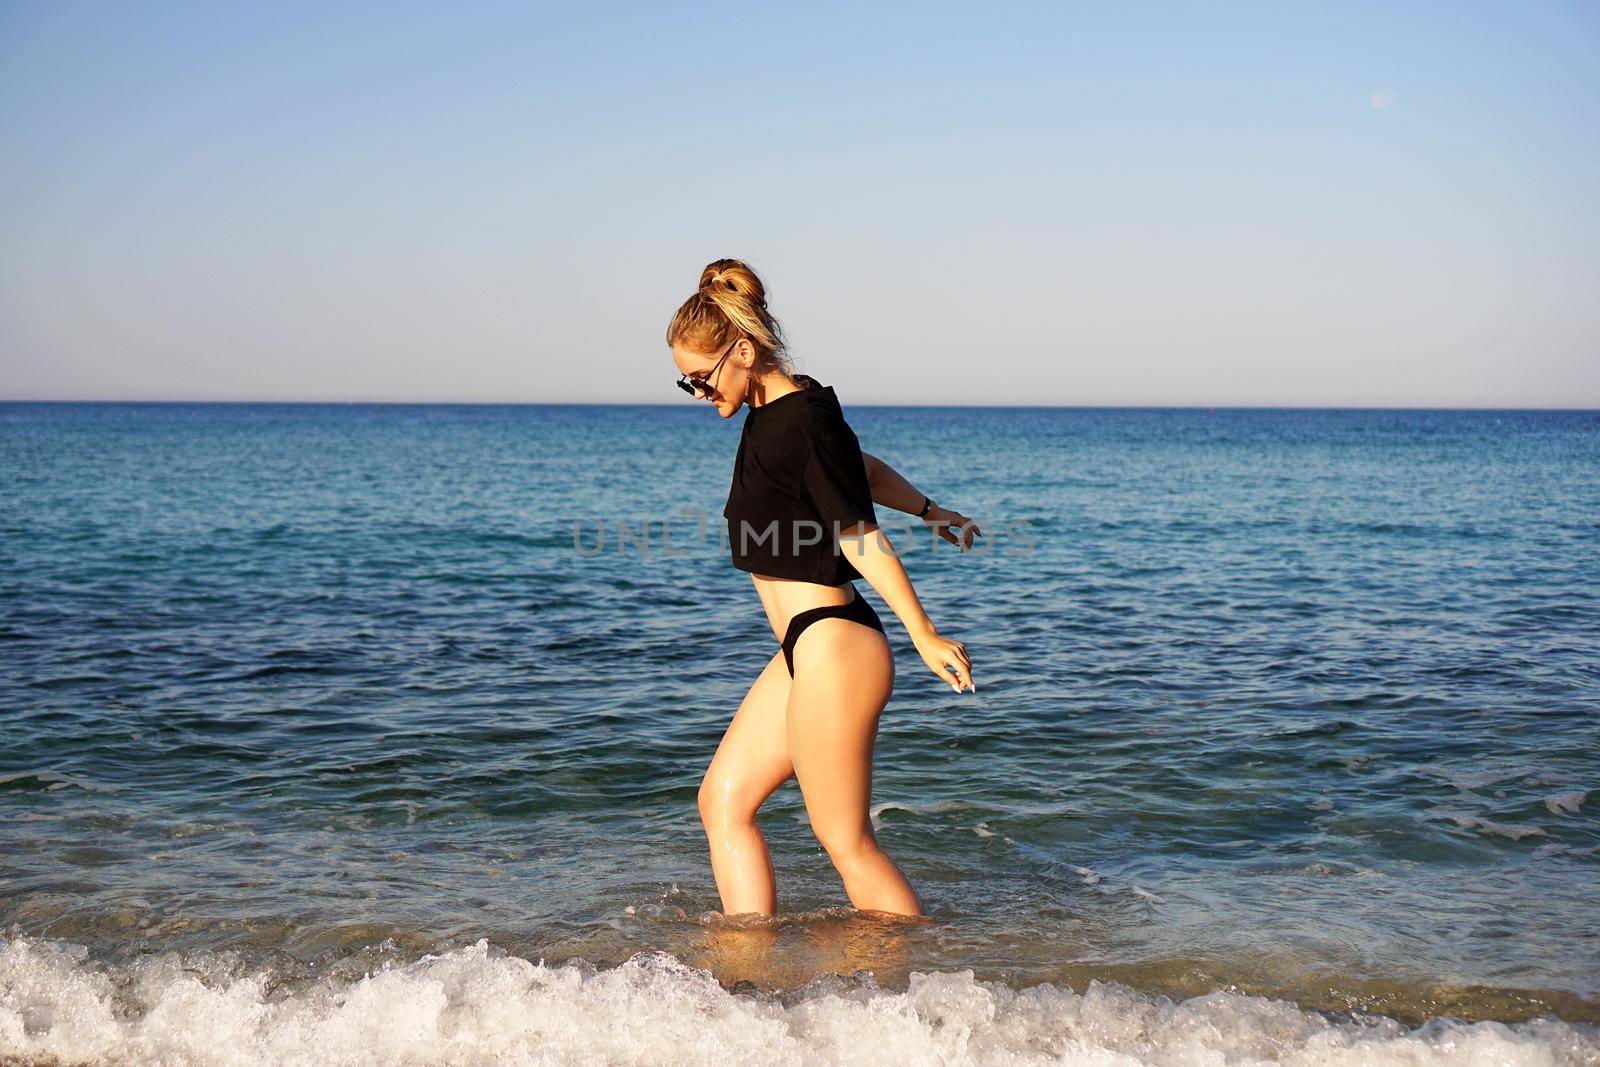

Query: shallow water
[2,402,1597,1064]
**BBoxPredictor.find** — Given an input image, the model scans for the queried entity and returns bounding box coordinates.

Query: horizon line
[1,398,1597,413]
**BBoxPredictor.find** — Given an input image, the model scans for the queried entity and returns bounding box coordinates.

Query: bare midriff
[750,572,858,643]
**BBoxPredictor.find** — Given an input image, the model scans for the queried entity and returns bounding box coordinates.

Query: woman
[667,258,980,920]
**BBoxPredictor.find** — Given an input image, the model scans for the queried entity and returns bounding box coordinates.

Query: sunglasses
[675,339,738,400]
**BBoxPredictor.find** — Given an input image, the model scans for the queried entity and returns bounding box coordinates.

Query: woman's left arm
[803,429,974,692]
[838,521,975,693]
[861,450,983,551]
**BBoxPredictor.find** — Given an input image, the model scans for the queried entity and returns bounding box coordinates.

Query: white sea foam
[868,799,998,829]
[1425,807,1551,841]
[2,934,1596,1066]
[1462,816,1549,840]
[1545,791,1588,817]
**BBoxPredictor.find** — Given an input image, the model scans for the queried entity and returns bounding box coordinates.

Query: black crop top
[723,374,879,585]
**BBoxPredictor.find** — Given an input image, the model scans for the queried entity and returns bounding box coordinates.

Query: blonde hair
[665,258,794,376]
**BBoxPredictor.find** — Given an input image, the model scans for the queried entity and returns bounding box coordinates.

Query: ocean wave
[2,934,1596,1067]
[0,772,122,795]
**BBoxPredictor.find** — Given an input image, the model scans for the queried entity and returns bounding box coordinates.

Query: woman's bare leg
[698,649,795,917]
[787,620,924,917]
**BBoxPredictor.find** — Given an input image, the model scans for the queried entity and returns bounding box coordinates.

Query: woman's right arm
[861,450,983,551]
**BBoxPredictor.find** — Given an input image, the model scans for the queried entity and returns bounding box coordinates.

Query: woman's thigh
[785,620,895,849]
[700,649,795,820]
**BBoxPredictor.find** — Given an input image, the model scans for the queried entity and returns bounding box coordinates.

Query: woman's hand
[925,504,983,552]
[913,627,974,693]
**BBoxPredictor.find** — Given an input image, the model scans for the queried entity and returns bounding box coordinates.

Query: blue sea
[2,401,1597,1066]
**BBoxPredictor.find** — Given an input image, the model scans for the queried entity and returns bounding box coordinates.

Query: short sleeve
[802,430,877,535]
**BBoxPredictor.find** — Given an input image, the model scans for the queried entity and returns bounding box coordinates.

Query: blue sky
[1,1,1595,405]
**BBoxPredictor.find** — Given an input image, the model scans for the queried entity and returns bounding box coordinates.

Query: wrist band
[918,495,934,518]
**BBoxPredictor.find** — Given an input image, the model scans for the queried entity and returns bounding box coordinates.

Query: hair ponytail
[666,259,793,375]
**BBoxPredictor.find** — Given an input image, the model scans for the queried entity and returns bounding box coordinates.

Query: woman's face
[671,339,752,420]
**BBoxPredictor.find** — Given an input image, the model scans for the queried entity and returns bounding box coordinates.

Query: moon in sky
[1371,88,1397,110]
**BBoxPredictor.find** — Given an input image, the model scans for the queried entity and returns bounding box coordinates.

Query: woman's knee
[697,774,763,830]
[811,821,878,866]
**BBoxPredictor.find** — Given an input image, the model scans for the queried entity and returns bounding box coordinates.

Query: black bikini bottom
[780,587,885,677]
